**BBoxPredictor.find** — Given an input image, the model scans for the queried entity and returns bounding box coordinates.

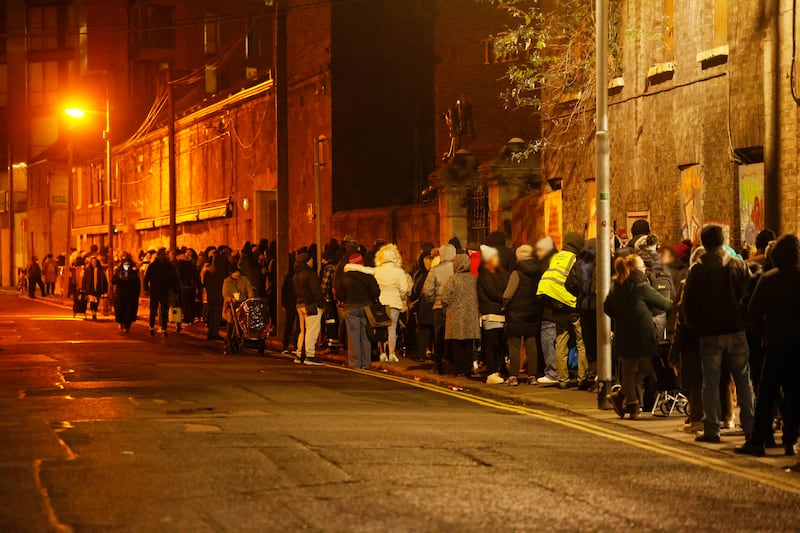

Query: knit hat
[516,244,534,261]
[673,240,692,261]
[295,252,310,265]
[348,253,364,265]
[480,245,499,263]
[535,236,555,254]
[630,219,651,238]
[701,225,724,250]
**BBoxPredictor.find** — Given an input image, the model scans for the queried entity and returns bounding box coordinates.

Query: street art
[738,163,764,245]
[585,179,597,240]
[679,165,703,243]
[544,190,563,250]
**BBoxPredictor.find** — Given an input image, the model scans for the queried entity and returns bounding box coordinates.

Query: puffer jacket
[684,247,750,335]
[423,244,456,309]
[503,258,546,338]
[442,254,480,340]
[373,244,409,310]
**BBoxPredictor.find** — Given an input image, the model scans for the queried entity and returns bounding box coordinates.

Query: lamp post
[313,135,328,270]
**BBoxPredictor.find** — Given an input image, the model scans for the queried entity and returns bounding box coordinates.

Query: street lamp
[64,95,114,283]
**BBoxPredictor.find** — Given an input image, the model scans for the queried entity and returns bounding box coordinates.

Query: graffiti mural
[543,190,563,250]
[679,165,703,243]
[738,163,764,245]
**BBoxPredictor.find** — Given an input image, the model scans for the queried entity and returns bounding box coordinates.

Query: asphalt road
[1,295,799,532]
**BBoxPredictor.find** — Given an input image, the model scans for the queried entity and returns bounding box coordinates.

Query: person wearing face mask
[112,256,141,333]
[604,254,672,419]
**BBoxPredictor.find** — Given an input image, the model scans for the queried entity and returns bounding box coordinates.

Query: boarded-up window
[713,0,727,47]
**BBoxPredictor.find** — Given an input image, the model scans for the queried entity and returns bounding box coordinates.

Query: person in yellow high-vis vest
[537,232,589,389]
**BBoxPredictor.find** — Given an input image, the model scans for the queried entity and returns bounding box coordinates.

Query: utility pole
[274,0,290,334]
[7,144,14,287]
[313,135,327,271]
[105,91,114,290]
[763,0,781,233]
[595,0,613,409]
[66,134,73,261]
[166,66,178,251]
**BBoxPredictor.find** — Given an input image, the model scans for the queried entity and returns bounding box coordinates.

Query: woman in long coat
[442,254,481,377]
[112,256,141,332]
[82,257,109,321]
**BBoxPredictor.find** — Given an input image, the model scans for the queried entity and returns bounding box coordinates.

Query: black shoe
[695,434,721,444]
[735,441,765,457]
[149,328,155,337]
[163,331,168,338]
[176,324,182,333]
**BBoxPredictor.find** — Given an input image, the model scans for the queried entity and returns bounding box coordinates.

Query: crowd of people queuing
[24,221,799,457]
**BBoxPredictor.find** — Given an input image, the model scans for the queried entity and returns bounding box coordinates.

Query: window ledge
[696,44,729,68]
[646,62,676,84]
[608,76,624,94]
[559,91,583,105]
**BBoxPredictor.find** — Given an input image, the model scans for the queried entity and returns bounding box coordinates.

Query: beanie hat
[673,240,692,261]
[480,245,499,263]
[535,236,555,254]
[701,225,725,250]
[348,253,364,265]
[516,244,534,261]
[630,219,651,237]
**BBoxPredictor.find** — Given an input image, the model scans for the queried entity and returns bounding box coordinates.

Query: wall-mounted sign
[52,195,67,203]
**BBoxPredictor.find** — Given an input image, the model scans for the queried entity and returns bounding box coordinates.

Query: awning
[133,201,230,231]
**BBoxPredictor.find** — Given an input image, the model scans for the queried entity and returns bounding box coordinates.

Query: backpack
[648,267,674,342]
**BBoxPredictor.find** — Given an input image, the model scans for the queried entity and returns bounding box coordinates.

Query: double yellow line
[338,366,800,496]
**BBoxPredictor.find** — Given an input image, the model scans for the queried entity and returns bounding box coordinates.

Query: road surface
[1,295,798,532]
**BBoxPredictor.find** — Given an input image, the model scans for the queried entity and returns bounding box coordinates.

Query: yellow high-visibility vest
[536,250,577,308]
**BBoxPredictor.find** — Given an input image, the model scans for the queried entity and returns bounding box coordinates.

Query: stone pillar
[479,138,541,242]
[429,149,478,246]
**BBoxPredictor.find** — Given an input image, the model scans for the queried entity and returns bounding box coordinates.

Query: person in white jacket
[373,244,409,361]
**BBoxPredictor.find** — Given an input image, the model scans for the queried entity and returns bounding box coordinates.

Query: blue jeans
[345,308,371,369]
[699,331,755,438]
[540,321,557,380]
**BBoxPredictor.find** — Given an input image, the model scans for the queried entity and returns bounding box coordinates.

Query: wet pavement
[1,294,800,532]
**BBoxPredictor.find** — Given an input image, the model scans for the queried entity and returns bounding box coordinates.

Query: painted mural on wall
[544,190,563,250]
[679,165,703,243]
[738,163,764,246]
[585,179,597,240]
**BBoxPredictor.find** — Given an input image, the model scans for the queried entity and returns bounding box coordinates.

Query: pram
[650,343,689,417]
[224,298,270,356]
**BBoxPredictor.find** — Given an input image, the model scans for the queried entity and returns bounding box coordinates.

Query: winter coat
[222,274,255,322]
[423,244,456,309]
[292,262,324,309]
[202,259,225,306]
[144,258,179,300]
[747,267,800,347]
[412,256,433,326]
[442,255,480,340]
[503,258,546,338]
[238,252,262,297]
[112,264,141,325]
[43,258,58,284]
[82,264,109,297]
[176,257,198,290]
[339,266,380,311]
[683,247,750,335]
[604,272,672,359]
[27,261,42,280]
[373,245,409,310]
[477,266,508,316]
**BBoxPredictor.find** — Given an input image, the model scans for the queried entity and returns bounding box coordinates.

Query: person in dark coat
[292,252,325,364]
[339,253,381,369]
[737,234,800,457]
[280,254,298,353]
[412,252,434,361]
[144,248,179,337]
[26,256,45,298]
[503,245,546,386]
[175,252,198,330]
[487,231,516,272]
[112,257,141,332]
[202,255,226,340]
[82,257,109,321]
[604,254,672,419]
[477,245,509,384]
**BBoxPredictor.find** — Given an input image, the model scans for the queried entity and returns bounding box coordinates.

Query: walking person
[112,256,141,332]
[423,243,456,374]
[604,254,672,419]
[338,253,380,369]
[442,254,480,377]
[737,234,800,457]
[683,225,754,443]
[503,245,546,386]
[477,245,509,384]
[202,254,225,341]
[292,252,325,365]
[82,257,109,321]
[373,244,409,362]
[144,248,179,337]
[26,256,46,298]
[43,254,58,296]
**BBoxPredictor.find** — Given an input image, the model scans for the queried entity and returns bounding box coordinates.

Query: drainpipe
[763,0,782,232]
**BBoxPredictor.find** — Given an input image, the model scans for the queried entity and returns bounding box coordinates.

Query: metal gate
[467,184,488,245]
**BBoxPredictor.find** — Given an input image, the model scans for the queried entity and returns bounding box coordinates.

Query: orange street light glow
[65,108,86,119]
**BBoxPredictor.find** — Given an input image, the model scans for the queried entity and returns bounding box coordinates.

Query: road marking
[32,459,73,533]
[5,340,139,345]
[336,366,800,496]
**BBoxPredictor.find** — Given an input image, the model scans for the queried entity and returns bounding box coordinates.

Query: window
[663,0,674,58]
[130,4,175,49]
[713,0,727,47]
[27,5,71,51]
[204,11,219,55]
[28,61,59,106]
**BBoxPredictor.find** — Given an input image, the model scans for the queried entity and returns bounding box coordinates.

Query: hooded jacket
[442,254,480,340]
[683,247,750,335]
[373,244,409,310]
[292,261,324,309]
[423,244,456,309]
[503,257,546,337]
[477,264,509,316]
[340,264,380,311]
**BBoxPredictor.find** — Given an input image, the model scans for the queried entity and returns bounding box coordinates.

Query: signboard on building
[52,195,67,203]
[738,162,764,246]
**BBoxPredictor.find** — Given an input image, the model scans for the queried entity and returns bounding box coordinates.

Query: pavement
[2,292,800,531]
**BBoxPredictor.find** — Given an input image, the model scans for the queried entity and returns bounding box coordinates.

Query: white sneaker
[293,357,303,364]
[537,376,558,386]
[379,354,389,362]
[388,354,399,362]
[473,360,480,372]
[304,358,324,366]
[486,372,505,385]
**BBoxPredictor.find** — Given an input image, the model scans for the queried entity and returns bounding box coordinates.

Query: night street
[0,294,797,532]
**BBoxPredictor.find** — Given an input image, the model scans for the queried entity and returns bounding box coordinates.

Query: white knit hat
[535,236,555,254]
[480,245,499,263]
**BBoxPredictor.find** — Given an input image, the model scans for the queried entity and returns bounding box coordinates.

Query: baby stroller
[224,298,270,356]
[650,343,689,417]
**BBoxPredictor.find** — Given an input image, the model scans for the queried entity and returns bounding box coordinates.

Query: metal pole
[313,136,326,271]
[275,0,290,335]
[166,67,178,252]
[7,144,14,287]
[595,0,613,409]
[106,94,114,288]
[763,0,781,233]
[66,135,73,261]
